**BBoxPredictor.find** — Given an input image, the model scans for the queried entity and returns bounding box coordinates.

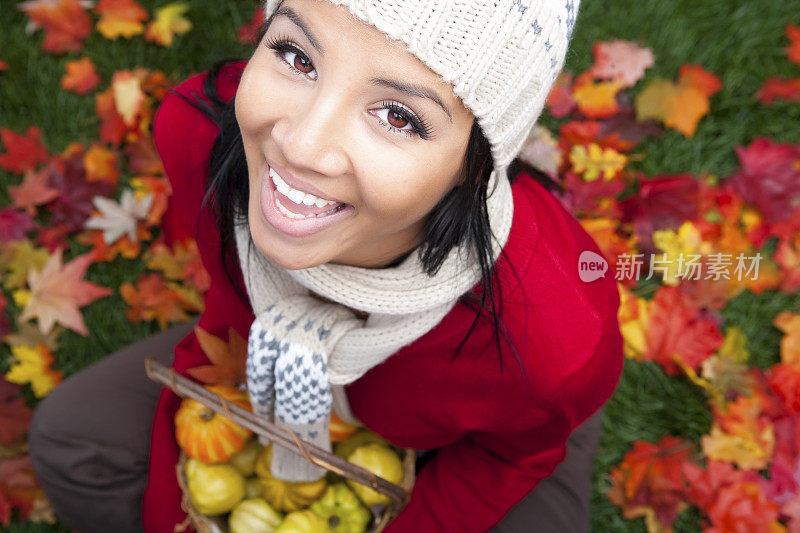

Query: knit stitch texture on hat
[264,0,580,175]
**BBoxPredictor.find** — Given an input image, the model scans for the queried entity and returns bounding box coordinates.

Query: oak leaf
[19,249,112,335]
[588,40,654,88]
[0,126,49,174]
[8,169,59,215]
[17,0,93,54]
[94,0,148,39]
[60,57,100,95]
[569,142,627,182]
[145,3,192,47]
[187,326,247,387]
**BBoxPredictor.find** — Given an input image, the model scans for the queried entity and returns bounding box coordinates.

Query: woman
[29,0,624,531]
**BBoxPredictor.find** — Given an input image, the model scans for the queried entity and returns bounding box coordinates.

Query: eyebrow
[273,7,453,122]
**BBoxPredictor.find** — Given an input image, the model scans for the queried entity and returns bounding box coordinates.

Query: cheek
[356,154,460,223]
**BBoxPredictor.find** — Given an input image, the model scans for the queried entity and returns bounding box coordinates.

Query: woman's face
[235,0,475,270]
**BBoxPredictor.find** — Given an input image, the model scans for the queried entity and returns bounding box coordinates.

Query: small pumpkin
[255,443,328,512]
[329,411,360,443]
[175,384,253,463]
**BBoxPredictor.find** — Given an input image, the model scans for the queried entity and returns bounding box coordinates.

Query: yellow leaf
[111,70,145,127]
[635,78,711,137]
[572,80,622,118]
[6,344,63,398]
[0,240,50,290]
[145,3,192,47]
[701,423,774,471]
[569,143,627,181]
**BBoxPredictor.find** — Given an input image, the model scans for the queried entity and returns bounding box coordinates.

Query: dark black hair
[174,14,563,381]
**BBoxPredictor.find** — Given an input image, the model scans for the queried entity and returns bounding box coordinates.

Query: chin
[247,225,330,271]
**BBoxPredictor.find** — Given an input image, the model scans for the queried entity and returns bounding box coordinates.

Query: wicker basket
[145,357,416,533]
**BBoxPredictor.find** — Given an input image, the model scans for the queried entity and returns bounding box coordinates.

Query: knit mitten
[246,295,361,481]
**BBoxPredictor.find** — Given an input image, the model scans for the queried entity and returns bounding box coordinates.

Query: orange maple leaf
[8,169,59,215]
[607,435,693,531]
[94,0,149,39]
[95,86,126,147]
[187,326,247,387]
[0,126,49,174]
[678,64,722,98]
[19,249,112,336]
[17,0,92,54]
[130,175,172,227]
[60,56,100,95]
[120,272,196,329]
[786,23,800,67]
[83,143,119,184]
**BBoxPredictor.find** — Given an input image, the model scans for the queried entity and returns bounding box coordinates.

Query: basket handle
[145,357,411,510]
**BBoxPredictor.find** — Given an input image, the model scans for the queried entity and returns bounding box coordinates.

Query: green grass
[1,0,799,531]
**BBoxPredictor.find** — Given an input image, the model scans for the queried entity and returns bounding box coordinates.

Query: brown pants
[28,321,603,533]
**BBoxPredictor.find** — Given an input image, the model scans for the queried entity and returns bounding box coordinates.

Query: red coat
[143,61,624,532]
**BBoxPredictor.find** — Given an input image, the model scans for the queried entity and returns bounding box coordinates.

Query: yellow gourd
[255,443,328,512]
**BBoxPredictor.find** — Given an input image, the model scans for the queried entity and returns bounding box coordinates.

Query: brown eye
[387,110,409,129]
[293,52,313,74]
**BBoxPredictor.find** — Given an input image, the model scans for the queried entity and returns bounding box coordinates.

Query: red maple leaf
[644,285,724,376]
[0,456,45,522]
[0,208,37,243]
[0,380,32,445]
[756,77,800,104]
[0,126,49,174]
[728,137,800,225]
[44,149,115,233]
[619,173,700,253]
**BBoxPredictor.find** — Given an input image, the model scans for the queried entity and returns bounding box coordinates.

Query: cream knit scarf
[235,170,514,482]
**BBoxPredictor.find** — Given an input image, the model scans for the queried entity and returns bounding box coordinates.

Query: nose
[270,88,350,178]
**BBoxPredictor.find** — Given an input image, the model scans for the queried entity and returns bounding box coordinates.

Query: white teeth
[269,167,338,207]
[275,197,344,219]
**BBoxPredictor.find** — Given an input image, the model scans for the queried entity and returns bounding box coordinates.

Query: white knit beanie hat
[263,0,580,182]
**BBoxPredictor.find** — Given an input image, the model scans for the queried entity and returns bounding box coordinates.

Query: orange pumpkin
[329,410,360,443]
[175,384,253,463]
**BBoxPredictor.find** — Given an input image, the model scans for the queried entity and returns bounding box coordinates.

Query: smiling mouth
[269,167,347,219]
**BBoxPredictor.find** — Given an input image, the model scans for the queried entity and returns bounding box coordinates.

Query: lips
[259,164,353,238]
